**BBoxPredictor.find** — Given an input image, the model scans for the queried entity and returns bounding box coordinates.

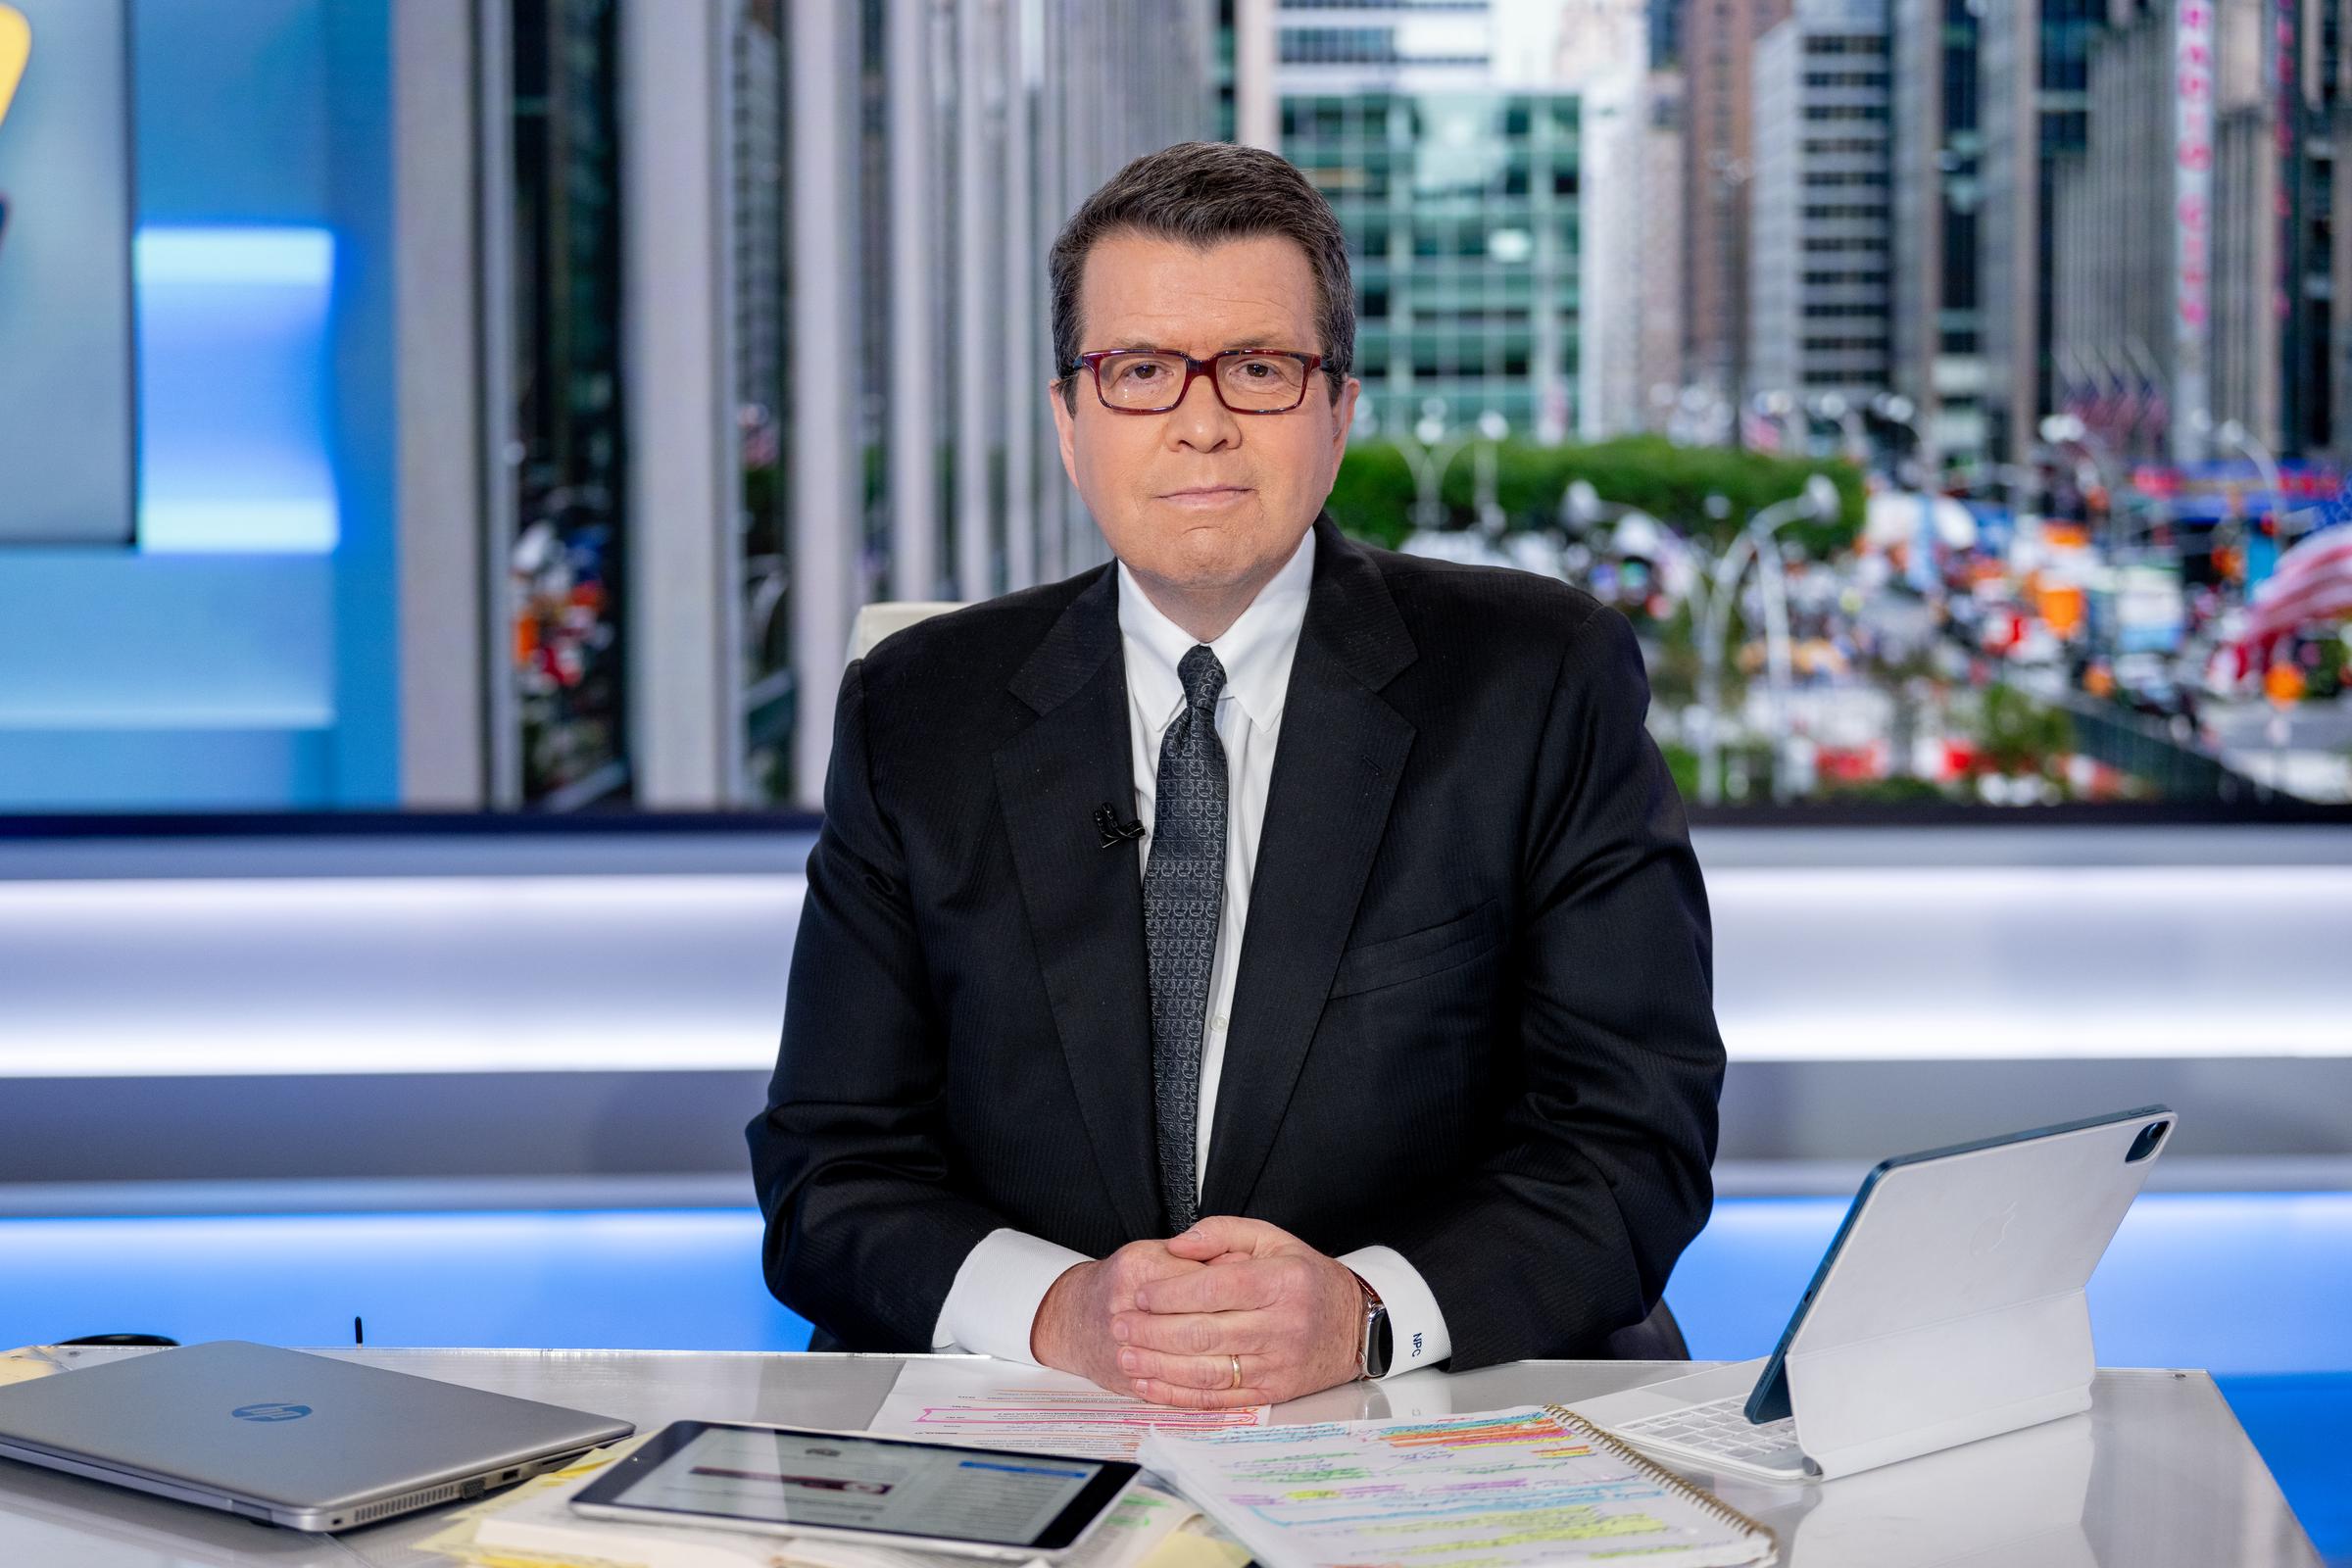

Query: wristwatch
[1352,1272,1392,1380]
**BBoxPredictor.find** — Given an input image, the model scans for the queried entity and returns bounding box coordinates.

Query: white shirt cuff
[1340,1245,1453,1377]
[931,1229,1092,1363]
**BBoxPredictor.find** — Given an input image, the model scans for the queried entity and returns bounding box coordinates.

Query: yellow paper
[1137,1529,1251,1568]
[416,1437,653,1568]
[0,6,29,134]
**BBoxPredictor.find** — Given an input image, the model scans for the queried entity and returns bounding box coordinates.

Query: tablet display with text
[569,1420,1138,1559]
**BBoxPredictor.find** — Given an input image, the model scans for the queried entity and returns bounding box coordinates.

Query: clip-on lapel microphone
[1093,804,1146,849]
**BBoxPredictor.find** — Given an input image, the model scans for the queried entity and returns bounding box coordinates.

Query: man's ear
[1328,376,1361,466]
[1050,379,1081,490]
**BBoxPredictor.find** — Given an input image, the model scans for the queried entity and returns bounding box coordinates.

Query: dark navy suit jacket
[748,516,1724,1368]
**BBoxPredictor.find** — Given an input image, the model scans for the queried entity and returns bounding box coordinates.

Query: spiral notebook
[1138,1402,1776,1568]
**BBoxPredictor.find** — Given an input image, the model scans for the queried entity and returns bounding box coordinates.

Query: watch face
[1366,1307,1394,1378]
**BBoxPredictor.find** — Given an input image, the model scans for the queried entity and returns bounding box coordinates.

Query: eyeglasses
[1064,349,1326,415]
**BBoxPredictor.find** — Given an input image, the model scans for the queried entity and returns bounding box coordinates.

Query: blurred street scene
[1278,0,2352,808]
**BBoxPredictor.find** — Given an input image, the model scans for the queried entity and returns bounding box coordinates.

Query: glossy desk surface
[0,1348,2323,1567]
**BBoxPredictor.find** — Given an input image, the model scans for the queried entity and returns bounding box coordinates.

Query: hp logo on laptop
[231,1403,313,1423]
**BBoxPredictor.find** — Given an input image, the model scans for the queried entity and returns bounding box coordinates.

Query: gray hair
[1049,141,1353,410]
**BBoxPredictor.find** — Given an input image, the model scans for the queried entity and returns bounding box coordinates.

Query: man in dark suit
[750,141,1722,1409]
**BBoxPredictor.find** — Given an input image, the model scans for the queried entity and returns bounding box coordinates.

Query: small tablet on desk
[569,1420,1139,1560]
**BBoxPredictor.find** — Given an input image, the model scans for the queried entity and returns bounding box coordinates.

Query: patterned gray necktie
[1145,644,1228,1234]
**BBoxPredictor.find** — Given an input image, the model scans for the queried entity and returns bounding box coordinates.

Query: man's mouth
[1159,485,1253,504]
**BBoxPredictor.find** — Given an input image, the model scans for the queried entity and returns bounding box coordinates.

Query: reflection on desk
[0,1349,2325,1568]
[1776,1411,2096,1568]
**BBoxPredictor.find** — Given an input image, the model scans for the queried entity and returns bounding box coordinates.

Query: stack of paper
[866,1360,1269,1460]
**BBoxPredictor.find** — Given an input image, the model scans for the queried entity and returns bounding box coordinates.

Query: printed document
[1139,1405,1776,1568]
[869,1360,1267,1462]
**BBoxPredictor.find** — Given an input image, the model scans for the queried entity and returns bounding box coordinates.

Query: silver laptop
[0,1340,633,1531]
[1572,1105,2174,1485]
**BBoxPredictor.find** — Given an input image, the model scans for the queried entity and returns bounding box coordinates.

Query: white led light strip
[0,864,2342,1075]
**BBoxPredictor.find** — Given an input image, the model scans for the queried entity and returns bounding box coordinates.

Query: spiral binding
[1540,1402,1780,1560]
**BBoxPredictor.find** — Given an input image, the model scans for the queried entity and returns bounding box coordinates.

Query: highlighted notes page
[1140,1406,1774,1568]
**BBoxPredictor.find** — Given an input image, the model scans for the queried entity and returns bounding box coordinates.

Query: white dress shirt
[930,528,1455,1376]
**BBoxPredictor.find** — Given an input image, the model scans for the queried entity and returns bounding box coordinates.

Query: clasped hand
[1029,1216,1365,1407]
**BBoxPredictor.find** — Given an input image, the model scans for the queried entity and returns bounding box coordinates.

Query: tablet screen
[573,1422,1131,1548]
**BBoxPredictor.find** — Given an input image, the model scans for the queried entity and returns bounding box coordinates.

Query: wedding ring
[1228,1354,1242,1390]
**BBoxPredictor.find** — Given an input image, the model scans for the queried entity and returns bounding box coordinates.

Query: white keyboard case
[1758,1108,2172,1478]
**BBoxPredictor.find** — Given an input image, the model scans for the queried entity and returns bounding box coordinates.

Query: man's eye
[1116,361,1166,382]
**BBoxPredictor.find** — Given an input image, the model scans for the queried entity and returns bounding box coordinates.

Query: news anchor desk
[0,1348,2324,1566]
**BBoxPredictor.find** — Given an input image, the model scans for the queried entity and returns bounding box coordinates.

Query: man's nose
[1164,367,1240,451]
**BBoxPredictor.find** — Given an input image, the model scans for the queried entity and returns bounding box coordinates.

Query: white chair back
[848,601,965,662]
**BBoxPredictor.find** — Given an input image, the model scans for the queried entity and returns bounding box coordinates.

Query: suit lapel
[993,568,1163,1240]
[1200,519,1417,1217]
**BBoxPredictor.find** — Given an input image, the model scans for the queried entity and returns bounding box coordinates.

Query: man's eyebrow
[1099,336,1300,353]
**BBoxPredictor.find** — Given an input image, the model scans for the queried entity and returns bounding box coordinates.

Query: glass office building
[1271,1,1583,440]
[1286,91,1583,439]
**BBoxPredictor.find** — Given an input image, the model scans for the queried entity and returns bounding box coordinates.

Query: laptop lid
[0,1341,633,1530]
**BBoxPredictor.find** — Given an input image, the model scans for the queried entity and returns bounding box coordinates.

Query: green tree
[1973,683,2075,781]
[1324,436,1865,557]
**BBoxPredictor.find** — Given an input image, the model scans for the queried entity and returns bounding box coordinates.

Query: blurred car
[2111,652,2200,728]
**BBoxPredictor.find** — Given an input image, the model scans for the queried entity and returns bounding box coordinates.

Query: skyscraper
[1976,0,2103,466]
[1887,0,1983,472]
[1679,0,1793,409]
[2280,0,2343,459]
[1747,0,1893,408]
[1583,68,1649,439]
[1271,0,1585,441]
[1561,0,1667,439]
[1638,71,1690,432]
[2048,0,2281,463]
